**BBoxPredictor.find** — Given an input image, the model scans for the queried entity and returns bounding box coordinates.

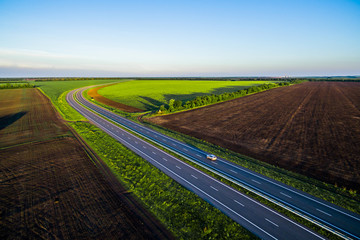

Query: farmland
[97,80,278,110]
[149,82,360,191]
[88,84,143,112]
[0,88,173,239]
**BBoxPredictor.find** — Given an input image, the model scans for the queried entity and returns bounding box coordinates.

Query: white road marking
[162,158,168,161]
[280,192,292,199]
[176,166,181,169]
[183,148,188,151]
[252,179,262,184]
[191,175,198,179]
[163,139,167,142]
[234,199,244,207]
[230,169,238,174]
[152,152,156,155]
[135,141,138,144]
[143,146,147,149]
[212,162,218,165]
[265,218,279,227]
[316,209,332,217]
[196,154,202,157]
[210,186,219,191]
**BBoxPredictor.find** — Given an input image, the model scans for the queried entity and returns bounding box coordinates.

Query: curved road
[67,87,359,239]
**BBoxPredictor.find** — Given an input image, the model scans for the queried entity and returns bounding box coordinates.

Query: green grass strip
[69,121,258,240]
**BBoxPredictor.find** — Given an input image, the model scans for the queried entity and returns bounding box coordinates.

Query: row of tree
[0,83,35,89]
[158,82,292,114]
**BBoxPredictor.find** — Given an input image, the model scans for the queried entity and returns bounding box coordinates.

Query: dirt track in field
[88,84,143,113]
[0,88,173,240]
[150,82,360,190]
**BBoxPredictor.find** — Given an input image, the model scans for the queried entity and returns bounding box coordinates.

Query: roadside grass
[97,80,280,110]
[69,121,258,240]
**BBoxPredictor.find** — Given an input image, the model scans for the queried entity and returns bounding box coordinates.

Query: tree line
[0,83,35,89]
[157,81,299,114]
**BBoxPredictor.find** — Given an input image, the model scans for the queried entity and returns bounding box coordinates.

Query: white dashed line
[230,169,238,174]
[316,209,332,217]
[162,158,168,162]
[152,152,156,155]
[265,218,279,227]
[210,186,218,191]
[191,175,198,179]
[280,192,292,199]
[234,199,244,207]
[176,166,181,169]
[252,179,262,184]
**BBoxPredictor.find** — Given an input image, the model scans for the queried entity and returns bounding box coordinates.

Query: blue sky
[0,0,359,77]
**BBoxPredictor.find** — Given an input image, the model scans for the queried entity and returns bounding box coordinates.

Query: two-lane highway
[71,87,360,239]
[67,88,327,240]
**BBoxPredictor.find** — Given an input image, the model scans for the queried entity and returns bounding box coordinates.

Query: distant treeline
[33,77,129,82]
[0,78,28,82]
[1,76,359,82]
[157,81,305,114]
[0,83,35,89]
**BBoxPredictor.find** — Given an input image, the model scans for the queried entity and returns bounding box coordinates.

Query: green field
[37,79,123,120]
[98,80,278,110]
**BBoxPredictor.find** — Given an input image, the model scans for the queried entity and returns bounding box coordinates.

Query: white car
[206,154,217,161]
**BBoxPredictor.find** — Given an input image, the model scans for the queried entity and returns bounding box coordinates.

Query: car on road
[207,154,217,161]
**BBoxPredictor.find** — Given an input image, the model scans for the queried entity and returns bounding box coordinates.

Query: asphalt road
[72,87,360,239]
[66,87,331,240]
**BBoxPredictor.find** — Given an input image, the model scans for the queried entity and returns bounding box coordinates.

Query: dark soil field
[0,89,173,239]
[88,84,143,113]
[150,82,360,191]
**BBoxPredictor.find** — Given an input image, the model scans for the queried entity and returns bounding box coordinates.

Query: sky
[0,0,359,77]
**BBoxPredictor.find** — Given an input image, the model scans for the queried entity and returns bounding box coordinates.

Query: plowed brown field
[150,82,360,190]
[0,89,173,239]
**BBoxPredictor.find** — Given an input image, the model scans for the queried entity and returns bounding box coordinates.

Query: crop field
[88,84,143,112]
[97,80,278,110]
[0,88,172,239]
[149,82,360,191]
